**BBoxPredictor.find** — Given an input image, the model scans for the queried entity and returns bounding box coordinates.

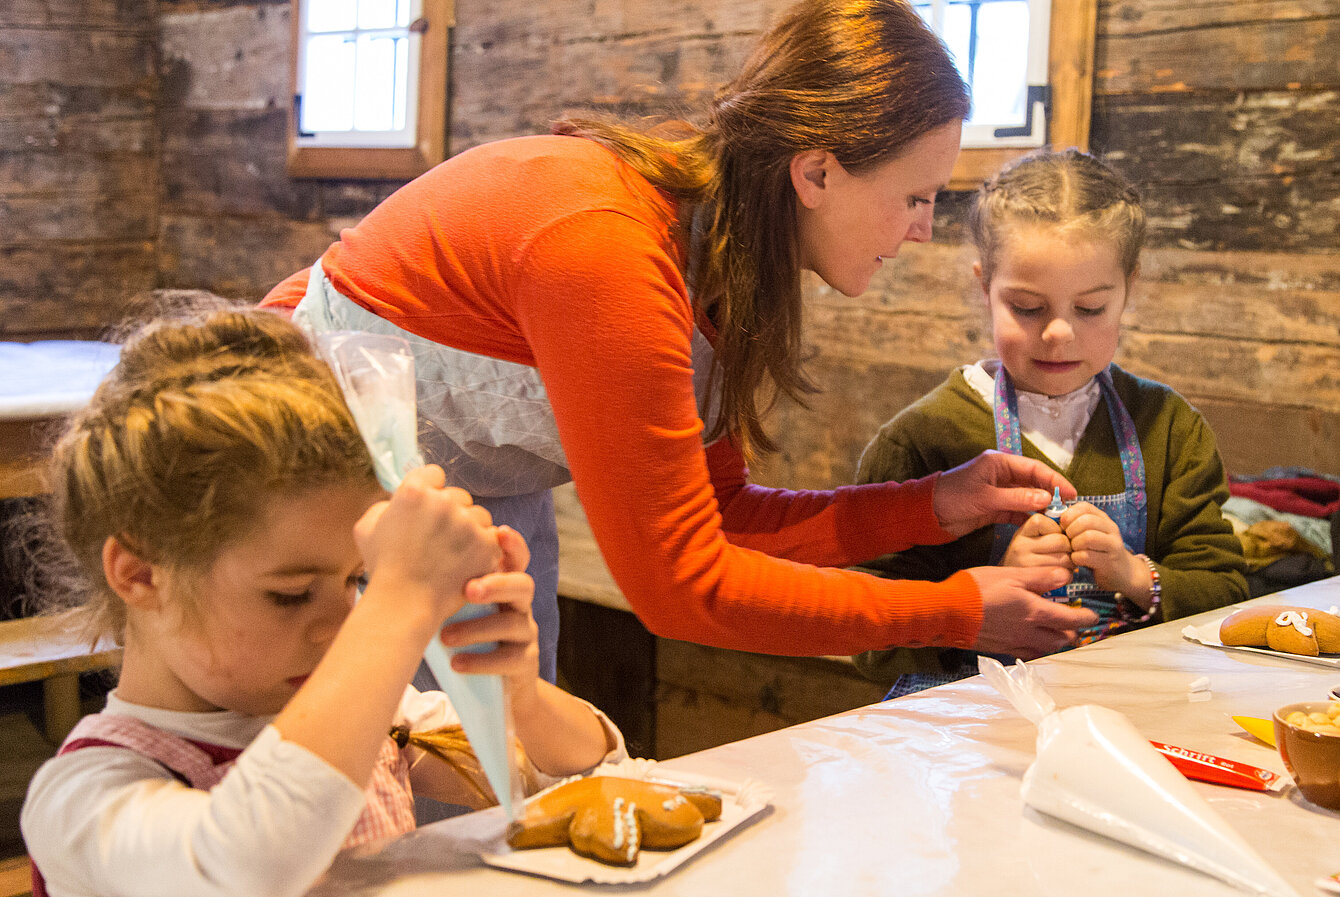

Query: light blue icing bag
[318,330,524,821]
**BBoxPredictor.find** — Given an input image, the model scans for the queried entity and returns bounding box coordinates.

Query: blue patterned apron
[883,366,1149,700]
[991,365,1147,644]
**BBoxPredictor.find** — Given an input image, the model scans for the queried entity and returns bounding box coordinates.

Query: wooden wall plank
[0,151,157,198]
[1,0,155,28]
[1101,1,1338,36]
[1095,14,1339,93]
[161,107,322,218]
[0,194,155,243]
[451,28,757,148]
[1094,90,1337,182]
[157,215,340,299]
[0,111,154,155]
[159,5,289,111]
[452,0,775,44]
[0,82,153,121]
[0,30,155,88]
[0,244,156,338]
[1192,398,1340,478]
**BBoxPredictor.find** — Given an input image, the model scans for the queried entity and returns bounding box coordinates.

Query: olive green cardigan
[852,363,1248,687]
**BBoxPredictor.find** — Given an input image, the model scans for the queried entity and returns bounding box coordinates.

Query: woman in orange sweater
[264,0,1096,682]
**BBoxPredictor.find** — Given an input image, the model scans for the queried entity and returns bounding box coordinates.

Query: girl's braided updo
[969,147,1146,289]
[36,305,377,643]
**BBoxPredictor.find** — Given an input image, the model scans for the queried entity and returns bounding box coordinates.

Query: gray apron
[293,261,722,683]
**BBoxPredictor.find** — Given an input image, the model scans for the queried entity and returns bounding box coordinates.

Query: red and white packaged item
[1149,741,1287,793]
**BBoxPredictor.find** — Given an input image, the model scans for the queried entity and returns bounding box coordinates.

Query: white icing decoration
[1275,610,1313,637]
[662,795,687,812]
[624,802,639,862]
[611,797,626,849]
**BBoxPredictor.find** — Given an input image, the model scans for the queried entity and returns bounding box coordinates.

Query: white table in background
[0,340,120,499]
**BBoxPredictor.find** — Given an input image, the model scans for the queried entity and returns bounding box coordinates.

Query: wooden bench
[0,612,121,744]
[0,855,31,897]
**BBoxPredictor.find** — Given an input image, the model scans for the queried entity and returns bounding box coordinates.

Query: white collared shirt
[964,361,1102,471]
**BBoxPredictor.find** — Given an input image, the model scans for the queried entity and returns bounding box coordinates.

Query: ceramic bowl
[1274,701,1340,811]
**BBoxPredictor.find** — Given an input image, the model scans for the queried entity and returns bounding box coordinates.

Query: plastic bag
[320,330,525,821]
[978,656,1299,897]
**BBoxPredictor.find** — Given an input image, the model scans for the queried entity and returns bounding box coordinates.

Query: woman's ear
[790,150,832,209]
[102,535,161,609]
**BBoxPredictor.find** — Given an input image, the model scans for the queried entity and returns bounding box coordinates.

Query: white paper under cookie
[479,761,772,884]
[1182,620,1340,669]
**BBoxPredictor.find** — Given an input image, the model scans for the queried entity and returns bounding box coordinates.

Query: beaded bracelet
[1117,553,1162,624]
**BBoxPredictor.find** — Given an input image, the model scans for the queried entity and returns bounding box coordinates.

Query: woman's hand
[967,565,1097,659]
[932,450,1076,537]
[354,464,502,621]
[438,526,542,702]
[1001,513,1075,571]
[1057,502,1152,604]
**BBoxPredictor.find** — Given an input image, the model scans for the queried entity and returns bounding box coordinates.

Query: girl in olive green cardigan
[854,150,1247,696]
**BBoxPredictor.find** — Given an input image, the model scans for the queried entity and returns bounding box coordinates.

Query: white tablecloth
[307,579,1340,896]
[0,341,120,419]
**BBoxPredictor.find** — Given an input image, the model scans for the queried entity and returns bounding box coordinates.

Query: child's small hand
[355,465,502,620]
[438,526,541,699]
[1056,501,1142,594]
[1001,513,1075,571]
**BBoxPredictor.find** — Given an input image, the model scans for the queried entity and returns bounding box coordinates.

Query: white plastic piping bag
[978,657,1300,897]
[319,330,525,821]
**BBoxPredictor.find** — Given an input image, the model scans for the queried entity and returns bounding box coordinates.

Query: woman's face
[983,224,1129,397]
[793,120,962,297]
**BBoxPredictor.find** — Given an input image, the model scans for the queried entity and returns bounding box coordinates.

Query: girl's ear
[102,536,161,609]
[972,261,990,304]
[790,150,832,209]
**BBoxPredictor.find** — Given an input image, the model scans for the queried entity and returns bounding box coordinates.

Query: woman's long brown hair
[554,0,969,456]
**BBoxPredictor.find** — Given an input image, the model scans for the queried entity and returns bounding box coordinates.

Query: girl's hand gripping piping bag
[977,656,1300,897]
[319,330,526,821]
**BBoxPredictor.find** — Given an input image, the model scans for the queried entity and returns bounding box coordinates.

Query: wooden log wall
[2,0,1336,472]
[0,0,159,338]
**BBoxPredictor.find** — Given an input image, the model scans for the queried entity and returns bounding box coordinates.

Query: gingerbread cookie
[1219,606,1340,657]
[506,775,723,866]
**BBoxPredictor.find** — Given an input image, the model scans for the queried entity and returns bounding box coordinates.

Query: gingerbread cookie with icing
[1219,605,1340,657]
[506,775,723,866]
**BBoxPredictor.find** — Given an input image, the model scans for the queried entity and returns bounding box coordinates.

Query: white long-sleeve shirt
[22,688,625,897]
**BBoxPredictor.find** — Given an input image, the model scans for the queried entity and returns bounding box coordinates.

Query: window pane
[940,4,972,88]
[357,0,400,30]
[971,1,1030,126]
[307,0,356,33]
[302,35,356,131]
[353,35,400,131]
[394,36,409,131]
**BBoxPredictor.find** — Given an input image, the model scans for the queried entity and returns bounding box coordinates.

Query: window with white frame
[914,0,1052,149]
[295,0,421,148]
[288,0,451,179]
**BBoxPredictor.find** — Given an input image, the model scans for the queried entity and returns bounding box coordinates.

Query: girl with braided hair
[854,148,1248,697]
[21,306,622,897]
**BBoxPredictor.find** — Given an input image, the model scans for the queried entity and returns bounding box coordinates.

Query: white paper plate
[1181,620,1340,669]
[480,759,772,884]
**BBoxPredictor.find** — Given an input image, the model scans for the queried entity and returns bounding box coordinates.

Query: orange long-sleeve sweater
[263,135,983,656]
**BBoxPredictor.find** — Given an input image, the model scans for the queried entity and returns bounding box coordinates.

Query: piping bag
[978,656,1299,897]
[319,330,525,821]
